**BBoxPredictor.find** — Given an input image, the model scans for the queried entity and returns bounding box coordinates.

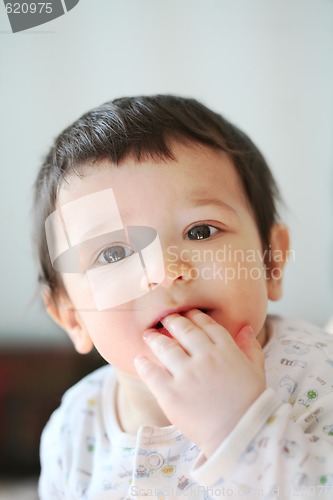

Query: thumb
[235,325,265,369]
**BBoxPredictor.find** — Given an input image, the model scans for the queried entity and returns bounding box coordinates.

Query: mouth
[152,308,208,336]
[154,322,172,337]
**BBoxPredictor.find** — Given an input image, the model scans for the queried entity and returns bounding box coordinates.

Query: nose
[147,245,194,289]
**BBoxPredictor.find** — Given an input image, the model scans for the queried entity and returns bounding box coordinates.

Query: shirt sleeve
[191,387,333,499]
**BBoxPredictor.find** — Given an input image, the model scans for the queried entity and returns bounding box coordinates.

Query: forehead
[57,143,250,214]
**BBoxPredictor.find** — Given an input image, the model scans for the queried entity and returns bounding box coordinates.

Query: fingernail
[143,329,156,341]
[161,316,171,326]
[240,325,254,337]
[161,312,179,325]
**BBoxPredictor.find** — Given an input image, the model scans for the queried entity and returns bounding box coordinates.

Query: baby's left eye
[95,243,134,265]
[186,224,219,240]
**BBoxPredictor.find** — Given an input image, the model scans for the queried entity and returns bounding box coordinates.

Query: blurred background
[0,0,332,496]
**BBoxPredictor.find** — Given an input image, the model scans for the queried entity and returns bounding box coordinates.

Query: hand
[134,309,266,457]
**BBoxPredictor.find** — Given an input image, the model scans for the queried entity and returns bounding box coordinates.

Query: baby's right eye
[95,243,134,265]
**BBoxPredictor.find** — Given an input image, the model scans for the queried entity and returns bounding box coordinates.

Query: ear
[266,223,290,301]
[44,290,94,354]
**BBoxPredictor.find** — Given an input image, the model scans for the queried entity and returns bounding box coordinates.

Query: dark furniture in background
[0,347,105,477]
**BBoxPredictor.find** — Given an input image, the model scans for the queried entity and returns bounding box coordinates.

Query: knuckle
[202,315,216,326]
[160,339,178,353]
[182,323,197,335]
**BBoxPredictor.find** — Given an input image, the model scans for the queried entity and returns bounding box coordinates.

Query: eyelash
[94,242,134,266]
[185,223,223,241]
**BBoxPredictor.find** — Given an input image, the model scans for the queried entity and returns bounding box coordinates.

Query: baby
[34,96,333,499]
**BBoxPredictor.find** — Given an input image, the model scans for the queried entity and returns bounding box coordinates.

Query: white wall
[0,0,332,345]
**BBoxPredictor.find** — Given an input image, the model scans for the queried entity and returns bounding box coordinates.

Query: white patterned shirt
[39,316,333,499]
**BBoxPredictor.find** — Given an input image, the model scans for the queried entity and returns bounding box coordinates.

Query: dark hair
[33,94,280,299]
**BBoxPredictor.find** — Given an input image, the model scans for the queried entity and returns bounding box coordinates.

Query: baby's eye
[186,224,219,240]
[95,243,134,265]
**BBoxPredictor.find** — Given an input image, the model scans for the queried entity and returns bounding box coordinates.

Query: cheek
[244,282,268,331]
[77,310,146,373]
[80,311,117,350]
[62,274,96,310]
[233,267,269,335]
[208,259,269,337]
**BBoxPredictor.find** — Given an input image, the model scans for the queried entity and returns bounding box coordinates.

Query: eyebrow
[80,224,126,243]
[188,197,238,215]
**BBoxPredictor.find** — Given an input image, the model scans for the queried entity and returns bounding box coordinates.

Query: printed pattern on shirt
[39,316,333,499]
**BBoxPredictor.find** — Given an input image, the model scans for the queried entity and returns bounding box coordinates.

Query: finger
[182,309,234,345]
[134,355,172,392]
[234,325,265,369]
[161,313,212,354]
[143,330,188,371]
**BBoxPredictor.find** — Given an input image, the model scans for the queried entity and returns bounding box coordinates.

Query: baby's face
[52,143,273,373]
